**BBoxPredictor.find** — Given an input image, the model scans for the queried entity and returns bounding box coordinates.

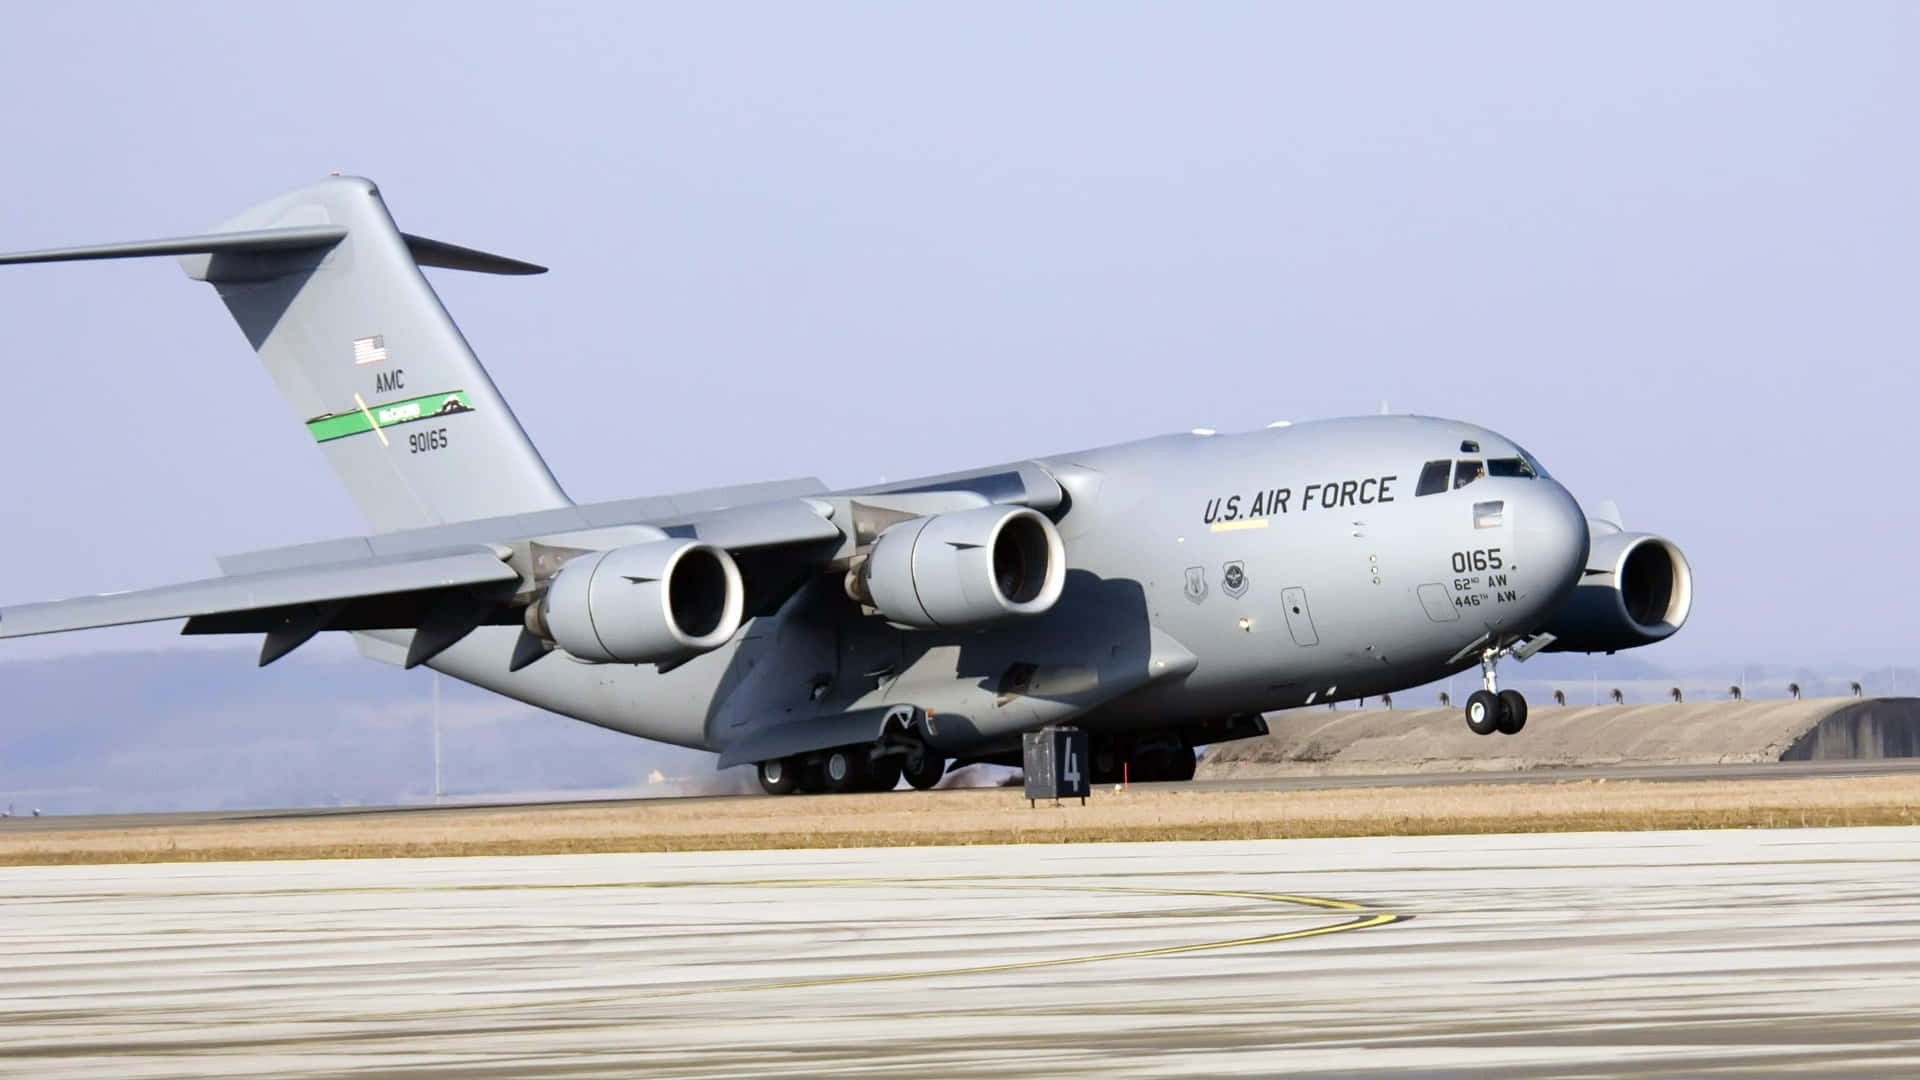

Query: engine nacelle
[1542,529,1693,653]
[854,505,1066,629]
[535,539,744,663]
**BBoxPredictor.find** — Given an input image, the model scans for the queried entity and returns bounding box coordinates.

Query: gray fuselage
[420,414,1590,762]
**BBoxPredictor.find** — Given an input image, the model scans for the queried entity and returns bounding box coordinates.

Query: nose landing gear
[1460,636,1551,736]
[1464,690,1504,735]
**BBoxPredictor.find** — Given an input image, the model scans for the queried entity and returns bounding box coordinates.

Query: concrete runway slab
[3,828,1919,1078]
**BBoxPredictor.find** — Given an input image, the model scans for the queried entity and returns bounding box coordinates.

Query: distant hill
[0,647,731,815]
[3,645,1911,816]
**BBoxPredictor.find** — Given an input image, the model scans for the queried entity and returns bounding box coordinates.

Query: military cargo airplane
[0,177,1692,793]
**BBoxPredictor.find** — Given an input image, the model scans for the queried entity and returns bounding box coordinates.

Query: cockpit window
[1511,442,1551,479]
[1421,455,1532,493]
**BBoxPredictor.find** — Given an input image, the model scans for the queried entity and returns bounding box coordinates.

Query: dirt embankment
[1200,697,1920,779]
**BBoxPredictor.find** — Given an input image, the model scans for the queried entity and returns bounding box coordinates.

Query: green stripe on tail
[306,391,475,443]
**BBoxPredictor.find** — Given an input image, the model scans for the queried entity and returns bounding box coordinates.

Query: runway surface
[4,828,1919,1078]
[8,756,1918,833]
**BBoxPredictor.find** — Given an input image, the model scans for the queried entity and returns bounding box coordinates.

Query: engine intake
[853,505,1066,629]
[534,539,744,663]
[1543,530,1693,653]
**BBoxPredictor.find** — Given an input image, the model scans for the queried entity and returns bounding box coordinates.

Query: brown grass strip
[3,775,1917,866]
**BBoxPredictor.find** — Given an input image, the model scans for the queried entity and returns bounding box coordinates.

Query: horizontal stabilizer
[400,233,546,275]
[0,226,347,266]
[0,546,518,640]
[0,225,543,276]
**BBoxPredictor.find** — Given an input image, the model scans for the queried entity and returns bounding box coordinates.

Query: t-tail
[0,176,571,533]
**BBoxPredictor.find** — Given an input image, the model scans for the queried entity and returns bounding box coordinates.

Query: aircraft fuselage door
[1418,582,1460,623]
[1280,586,1319,646]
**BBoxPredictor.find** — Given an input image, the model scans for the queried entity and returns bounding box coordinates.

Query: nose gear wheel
[1459,637,1546,737]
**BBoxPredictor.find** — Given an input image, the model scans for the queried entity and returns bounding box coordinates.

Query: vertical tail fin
[0,176,571,533]
[188,176,570,532]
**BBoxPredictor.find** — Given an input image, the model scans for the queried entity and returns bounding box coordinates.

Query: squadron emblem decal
[1184,566,1208,604]
[1222,560,1250,599]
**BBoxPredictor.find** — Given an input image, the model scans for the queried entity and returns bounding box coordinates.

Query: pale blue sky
[0,2,1915,667]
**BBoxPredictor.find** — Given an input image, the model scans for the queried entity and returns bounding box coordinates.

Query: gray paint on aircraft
[0,177,1688,782]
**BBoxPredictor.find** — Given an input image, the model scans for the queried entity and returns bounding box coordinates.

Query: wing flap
[0,547,518,640]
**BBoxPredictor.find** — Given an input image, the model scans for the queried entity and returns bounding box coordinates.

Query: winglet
[1590,499,1625,532]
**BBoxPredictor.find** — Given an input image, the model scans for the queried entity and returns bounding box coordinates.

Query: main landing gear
[1462,641,1532,736]
[900,746,947,791]
[1087,736,1197,784]
[756,756,801,795]
[757,741,947,795]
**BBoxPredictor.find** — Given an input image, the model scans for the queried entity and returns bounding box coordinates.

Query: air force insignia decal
[1184,565,1208,604]
[1222,560,1250,599]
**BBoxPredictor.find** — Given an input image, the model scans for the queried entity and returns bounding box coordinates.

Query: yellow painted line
[631,879,1405,999]
[1209,518,1270,533]
[753,878,1371,912]
[319,876,1407,1019]
[652,913,1400,999]
[352,392,390,447]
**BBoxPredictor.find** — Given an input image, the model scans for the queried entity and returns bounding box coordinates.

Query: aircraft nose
[1518,479,1590,604]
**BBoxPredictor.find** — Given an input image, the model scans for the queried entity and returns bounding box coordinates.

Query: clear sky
[1,2,1915,668]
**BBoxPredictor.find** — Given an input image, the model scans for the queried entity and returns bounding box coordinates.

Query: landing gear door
[1280,586,1319,646]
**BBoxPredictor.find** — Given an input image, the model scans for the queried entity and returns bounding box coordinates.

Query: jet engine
[1542,529,1693,653]
[851,505,1066,629]
[532,540,745,663]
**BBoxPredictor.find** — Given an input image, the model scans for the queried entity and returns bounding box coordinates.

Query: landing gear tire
[865,757,903,792]
[902,750,946,791]
[1496,690,1528,735]
[1166,749,1197,782]
[757,757,801,796]
[1464,689,1504,736]
[1466,636,1545,737]
[819,747,867,794]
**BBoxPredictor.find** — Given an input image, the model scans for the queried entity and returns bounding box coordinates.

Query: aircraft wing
[0,503,841,668]
[0,546,518,641]
[0,465,1064,667]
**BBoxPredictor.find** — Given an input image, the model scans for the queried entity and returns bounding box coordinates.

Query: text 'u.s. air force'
[1203,475,1397,524]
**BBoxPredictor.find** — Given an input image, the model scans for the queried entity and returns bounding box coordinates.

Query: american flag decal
[352,335,388,365]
